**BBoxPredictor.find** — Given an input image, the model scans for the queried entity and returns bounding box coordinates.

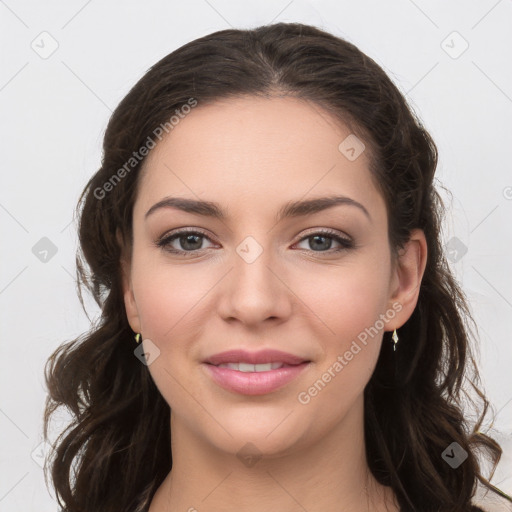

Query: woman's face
[122,95,423,459]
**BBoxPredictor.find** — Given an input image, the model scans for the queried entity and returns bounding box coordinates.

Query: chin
[202,411,309,459]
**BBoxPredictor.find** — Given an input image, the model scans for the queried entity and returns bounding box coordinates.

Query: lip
[202,349,311,396]
[203,349,308,366]
[202,362,310,395]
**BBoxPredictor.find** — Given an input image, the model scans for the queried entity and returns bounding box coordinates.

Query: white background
[0,1,511,510]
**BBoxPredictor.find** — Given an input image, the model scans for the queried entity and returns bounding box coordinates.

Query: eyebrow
[145,195,371,222]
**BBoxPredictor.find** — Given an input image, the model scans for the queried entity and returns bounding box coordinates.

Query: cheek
[131,254,216,342]
[293,259,390,402]
[296,260,390,341]
[131,262,214,408]
[293,270,387,417]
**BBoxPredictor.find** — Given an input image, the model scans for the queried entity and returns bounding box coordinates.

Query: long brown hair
[43,22,511,512]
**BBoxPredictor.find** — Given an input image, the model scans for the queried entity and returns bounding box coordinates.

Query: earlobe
[119,247,142,334]
[122,270,142,334]
[387,228,428,329]
[123,286,141,334]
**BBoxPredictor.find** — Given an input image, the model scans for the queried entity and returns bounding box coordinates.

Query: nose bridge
[216,233,292,324]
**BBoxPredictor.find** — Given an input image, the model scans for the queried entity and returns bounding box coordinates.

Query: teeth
[217,362,285,372]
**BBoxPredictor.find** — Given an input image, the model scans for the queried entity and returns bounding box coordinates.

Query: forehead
[135,95,385,222]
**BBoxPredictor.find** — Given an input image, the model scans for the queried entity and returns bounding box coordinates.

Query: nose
[216,241,293,327]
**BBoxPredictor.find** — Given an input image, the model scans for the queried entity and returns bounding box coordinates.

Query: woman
[43,22,512,512]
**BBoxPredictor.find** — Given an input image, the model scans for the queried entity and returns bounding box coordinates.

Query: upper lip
[203,349,309,366]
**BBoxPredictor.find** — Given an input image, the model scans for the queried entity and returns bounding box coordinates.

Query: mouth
[203,348,309,366]
[202,349,311,395]
[211,362,301,372]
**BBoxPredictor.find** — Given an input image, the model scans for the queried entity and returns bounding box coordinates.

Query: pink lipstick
[202,349,311,395]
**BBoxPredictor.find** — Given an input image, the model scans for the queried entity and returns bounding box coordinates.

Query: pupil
[311,235,331,251]
[182,234,201,250]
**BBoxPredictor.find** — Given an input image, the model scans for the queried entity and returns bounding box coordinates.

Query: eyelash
[155,228,355,256]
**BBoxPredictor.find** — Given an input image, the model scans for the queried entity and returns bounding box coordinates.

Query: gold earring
[134,333,141,343]
[392,329,399,351]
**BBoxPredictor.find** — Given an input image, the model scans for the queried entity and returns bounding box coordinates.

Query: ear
[385,228,428,330]
[118,229,142,334]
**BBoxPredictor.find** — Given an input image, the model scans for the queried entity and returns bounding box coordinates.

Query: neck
[149,397,398,512]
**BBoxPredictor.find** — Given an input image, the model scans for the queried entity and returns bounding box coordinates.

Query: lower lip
[202,362,310,395]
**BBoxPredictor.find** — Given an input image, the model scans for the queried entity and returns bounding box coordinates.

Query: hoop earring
[392,329,399,351]
[134,333,141,343]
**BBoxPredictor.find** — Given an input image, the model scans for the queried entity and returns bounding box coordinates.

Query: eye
[156,228,354,256]
[156,229,216,255]
[294,229,354,253]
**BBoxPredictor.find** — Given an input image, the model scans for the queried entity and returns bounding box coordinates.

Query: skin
[121,95,427,512]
